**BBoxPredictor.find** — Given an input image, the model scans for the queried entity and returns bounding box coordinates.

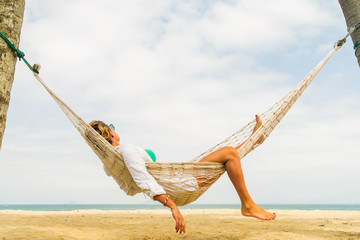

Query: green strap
[0,32,39,74]
[354,41,360,57]
[350,21,360,56]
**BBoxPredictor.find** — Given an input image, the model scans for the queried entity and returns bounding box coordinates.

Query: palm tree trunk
[339,0,360,67]
[0,0,25,149]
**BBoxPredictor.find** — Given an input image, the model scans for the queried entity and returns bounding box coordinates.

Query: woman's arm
[119,144,166,198]
[154,194,186,234]
[119,145,185,233]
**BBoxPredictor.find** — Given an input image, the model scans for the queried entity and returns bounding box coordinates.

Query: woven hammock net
[33,44,341,206]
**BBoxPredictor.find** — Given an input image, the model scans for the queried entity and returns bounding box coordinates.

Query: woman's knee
[221,146,238,160]
[200,146,238,163]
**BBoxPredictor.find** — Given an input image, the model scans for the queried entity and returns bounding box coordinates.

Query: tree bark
[0,0,25,149]
[339,0,360,67]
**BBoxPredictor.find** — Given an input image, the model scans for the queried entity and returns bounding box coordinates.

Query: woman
[89,115,275,234]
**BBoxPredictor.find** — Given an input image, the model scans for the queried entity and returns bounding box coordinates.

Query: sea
[0,204,359,211]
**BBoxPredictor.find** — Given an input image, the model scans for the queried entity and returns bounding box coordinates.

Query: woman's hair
[89,120,112,144]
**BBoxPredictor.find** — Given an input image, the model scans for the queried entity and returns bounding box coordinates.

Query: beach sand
[1,209,360,240]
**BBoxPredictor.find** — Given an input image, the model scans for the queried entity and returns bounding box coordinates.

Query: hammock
[32,42,343,206]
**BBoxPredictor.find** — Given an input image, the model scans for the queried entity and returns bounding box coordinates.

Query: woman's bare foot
[253,115,265,144]
[241,203,276,221]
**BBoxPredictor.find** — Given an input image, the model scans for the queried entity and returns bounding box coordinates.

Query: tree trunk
[339,0,360,67]
[0,0,25,149]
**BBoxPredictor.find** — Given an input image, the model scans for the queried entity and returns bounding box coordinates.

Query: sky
[0,0,359,205]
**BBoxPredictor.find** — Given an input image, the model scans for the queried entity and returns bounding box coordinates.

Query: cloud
[1,0,359,204]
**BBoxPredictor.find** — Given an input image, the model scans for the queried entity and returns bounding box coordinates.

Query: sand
[1,209,360,240]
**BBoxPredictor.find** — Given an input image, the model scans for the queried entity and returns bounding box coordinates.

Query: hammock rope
[0,31,349,206]
[347,20,360,35]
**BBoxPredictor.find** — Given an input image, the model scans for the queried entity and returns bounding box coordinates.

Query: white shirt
[114,144,166,200]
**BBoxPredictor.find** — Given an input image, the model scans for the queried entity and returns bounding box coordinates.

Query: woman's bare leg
[199,115,275,220]
[200,147,275,220]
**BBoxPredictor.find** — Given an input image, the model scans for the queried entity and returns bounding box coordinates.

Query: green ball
[145,149,156,162]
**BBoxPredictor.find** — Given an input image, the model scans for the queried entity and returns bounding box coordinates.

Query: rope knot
[335,39,346,48]
[16,49,25,59]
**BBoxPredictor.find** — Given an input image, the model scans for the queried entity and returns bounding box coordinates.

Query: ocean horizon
[0,204,359,211]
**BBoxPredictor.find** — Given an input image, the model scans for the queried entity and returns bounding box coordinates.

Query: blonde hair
[89,120,112,144]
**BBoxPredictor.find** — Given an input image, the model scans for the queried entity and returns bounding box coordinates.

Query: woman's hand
[154,194,186,234]
[170,206,186,234]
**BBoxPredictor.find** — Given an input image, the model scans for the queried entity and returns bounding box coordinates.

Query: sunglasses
[109,124,115,130]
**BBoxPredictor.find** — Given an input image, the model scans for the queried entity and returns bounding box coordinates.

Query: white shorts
[167,172,198,192]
